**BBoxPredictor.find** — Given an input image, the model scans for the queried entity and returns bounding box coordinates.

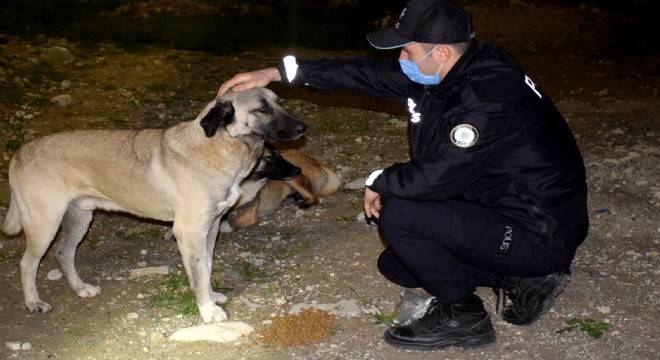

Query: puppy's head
[220,88,307,142]
[199,100,235,138]
[249,143,301,180]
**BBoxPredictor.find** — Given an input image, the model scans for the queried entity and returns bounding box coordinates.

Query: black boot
[384,294,496,350]
[494,271,570,325]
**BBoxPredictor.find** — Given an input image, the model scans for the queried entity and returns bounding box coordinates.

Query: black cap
[367,0,475,49]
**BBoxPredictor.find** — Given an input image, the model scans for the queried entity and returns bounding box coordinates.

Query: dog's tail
[315,164,342,197]
[2,193,23,236]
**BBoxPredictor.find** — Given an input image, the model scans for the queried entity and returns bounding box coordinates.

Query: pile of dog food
[259,308,336,347]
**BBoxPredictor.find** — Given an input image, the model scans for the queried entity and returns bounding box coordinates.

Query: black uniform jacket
[278,41,589,248]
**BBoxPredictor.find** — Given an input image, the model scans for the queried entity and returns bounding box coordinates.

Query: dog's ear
[200,101,235,138]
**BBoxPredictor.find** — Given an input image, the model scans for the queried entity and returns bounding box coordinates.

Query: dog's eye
[256,106,268,113]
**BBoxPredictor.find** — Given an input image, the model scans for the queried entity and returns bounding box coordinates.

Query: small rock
[5,342,21,351]
[149,331,166,344]
[239,296,262,309]
[129,265,169,278]
[344,178,365,190]
[47,269,63,281]
[127,312,139,319]
[21,343,32,350]
[61,79,73,89]
[169,322,254,343]
[51,94,74,106]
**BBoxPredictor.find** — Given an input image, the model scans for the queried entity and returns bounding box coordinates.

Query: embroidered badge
[450,124,479,148]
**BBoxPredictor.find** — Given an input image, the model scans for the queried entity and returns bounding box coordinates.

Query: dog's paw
[75,283,102,298]
[25,300,52,313]
[219,222,234,233]
[200,303,228,323]
[212,291,228,304]
[163,229,176,242]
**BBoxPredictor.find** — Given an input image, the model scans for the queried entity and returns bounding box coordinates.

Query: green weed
[0,249,20,264]
[121,228,163,242]
[370,307,396,326]
[225,259,269,282]
[555,318,613,339]
[149,271,198,316]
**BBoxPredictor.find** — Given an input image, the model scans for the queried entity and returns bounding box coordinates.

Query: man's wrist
[282,55,298,83]
[365,169,383,187]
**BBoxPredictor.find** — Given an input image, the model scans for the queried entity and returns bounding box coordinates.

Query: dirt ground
[1,2,658,360]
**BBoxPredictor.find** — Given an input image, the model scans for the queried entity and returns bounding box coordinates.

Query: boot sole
[384,329,496,351]
[504,272,570,326]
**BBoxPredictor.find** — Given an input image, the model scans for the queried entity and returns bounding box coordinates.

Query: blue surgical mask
[398,46,444,85]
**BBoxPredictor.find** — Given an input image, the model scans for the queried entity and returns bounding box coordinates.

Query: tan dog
[221,148,341,231]
[1,88,306,323]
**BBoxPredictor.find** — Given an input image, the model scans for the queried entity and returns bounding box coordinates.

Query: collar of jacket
[427,39,481,94]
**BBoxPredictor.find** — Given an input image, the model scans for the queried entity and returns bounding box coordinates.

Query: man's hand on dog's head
[218,67,282,98]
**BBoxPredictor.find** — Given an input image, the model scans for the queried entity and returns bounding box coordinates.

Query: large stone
[44,46,75,65]
[51,94,74,106]
[129,265,170,278]
[169,322,254,343]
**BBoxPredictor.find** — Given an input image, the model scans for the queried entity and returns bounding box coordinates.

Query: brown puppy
[1,88,306,323]
[221,149,341,231]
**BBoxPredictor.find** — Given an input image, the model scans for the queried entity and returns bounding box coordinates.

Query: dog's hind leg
[285,175,319,208]
[20,207,66,313]
[56,203,101,299]
[205,218,227,304]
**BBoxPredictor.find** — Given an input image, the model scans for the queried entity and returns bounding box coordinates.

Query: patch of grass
[334,215,358,223]
[121,228,163,242]
[101,84,118,92]
[279,230,298,242]
[225,259,269,282]
[0,249,20,264]
[370,307,396,326]
[321,119,342,134]
[216,232,232,247]
[5,139,23,152]
[145,82,170,93]
[149,271,198,316]
[243,244,266,254]
[555,318,614,339]
[273,242,309,261]
[0,83,26,106]
[23,61,68,85]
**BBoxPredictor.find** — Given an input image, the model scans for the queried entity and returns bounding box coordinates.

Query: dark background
[0,0,657,54]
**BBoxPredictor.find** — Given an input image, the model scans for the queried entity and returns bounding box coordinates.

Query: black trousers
[377,198,578,303]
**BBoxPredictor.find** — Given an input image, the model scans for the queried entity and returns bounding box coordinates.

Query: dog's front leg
[173,224,227,323]
[206,217,227,305]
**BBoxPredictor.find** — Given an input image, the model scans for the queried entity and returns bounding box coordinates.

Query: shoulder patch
[450,124,479,148]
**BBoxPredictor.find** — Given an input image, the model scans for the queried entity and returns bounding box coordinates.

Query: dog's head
[249,143,301,180]
[201,88,307,142]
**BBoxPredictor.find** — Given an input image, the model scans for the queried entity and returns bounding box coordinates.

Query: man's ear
[433,44,452,62]
[200,101,235,137]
